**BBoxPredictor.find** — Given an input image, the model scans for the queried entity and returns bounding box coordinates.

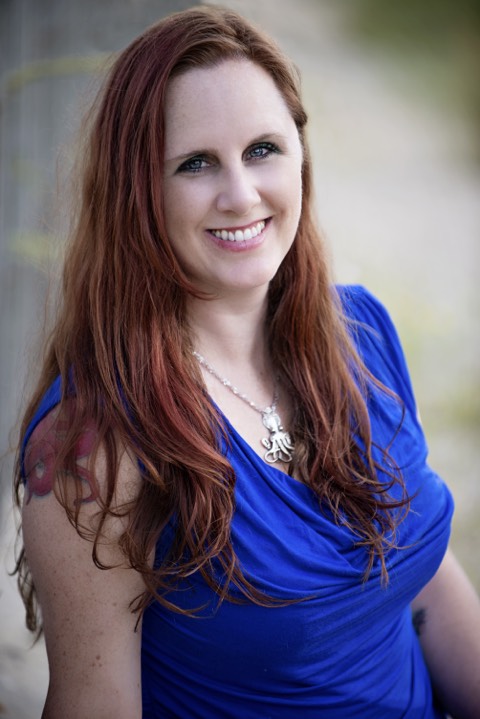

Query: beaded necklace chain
[193,350,294,464]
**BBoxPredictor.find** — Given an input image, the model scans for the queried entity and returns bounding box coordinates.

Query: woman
[14,5,480,718]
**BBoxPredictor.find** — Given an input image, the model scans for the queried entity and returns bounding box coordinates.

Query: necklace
[193,350,295,464]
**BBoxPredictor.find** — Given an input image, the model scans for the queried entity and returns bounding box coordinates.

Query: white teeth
[211,220,266,242]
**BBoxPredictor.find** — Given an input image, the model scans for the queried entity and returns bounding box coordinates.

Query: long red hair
[14,5,408,632]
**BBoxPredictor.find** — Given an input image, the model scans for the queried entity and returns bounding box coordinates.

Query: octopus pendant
[261,408,294,464]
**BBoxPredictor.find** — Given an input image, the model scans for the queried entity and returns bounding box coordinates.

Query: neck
[187,291,269,370]
[188,292,295,467]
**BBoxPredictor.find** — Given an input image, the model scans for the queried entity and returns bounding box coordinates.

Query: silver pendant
[261,408,294,464]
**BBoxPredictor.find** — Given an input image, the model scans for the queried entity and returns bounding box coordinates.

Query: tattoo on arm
[412,607,427,636]
[24,409,98,505]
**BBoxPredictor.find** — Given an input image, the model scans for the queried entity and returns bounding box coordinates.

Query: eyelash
[178,156,209,174]
[247,141,280,160]
[177,141,281,174]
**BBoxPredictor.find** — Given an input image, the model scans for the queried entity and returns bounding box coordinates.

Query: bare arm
[411,548,480,719]
[22,410,146,719]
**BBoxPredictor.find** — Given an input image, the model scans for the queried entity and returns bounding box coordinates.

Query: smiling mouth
[209,219,267,242]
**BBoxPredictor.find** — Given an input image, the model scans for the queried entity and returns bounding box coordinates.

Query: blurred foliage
[11,232,58,270]
[4,54,111,94]
[441,380,480,428]
[343,0,480,157]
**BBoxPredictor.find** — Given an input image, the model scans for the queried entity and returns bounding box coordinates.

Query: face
[162,59,303,300]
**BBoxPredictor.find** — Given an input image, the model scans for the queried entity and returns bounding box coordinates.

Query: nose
[215,164,261,216]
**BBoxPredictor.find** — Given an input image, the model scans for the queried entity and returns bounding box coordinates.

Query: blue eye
[247,142,280,160]
[177,156,210,174]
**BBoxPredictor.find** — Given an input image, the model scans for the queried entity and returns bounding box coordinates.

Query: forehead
[163,59,295,152]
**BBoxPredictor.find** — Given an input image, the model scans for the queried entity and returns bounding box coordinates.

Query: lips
[209,219,267,242]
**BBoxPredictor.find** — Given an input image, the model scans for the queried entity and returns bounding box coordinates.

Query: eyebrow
[164,132,289,165]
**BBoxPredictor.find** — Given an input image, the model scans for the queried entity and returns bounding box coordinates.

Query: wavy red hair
[14,5,409,632]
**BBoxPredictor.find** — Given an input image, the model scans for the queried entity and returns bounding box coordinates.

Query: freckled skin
[24,407,98,504]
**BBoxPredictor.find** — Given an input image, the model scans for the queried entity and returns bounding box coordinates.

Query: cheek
[163,186,184,236]
[164,183,210,236]
[283,168,303,242]
[273,157,302,197]
[278,166,303,223]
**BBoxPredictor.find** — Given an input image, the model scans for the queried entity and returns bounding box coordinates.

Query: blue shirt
[22,286,453,718]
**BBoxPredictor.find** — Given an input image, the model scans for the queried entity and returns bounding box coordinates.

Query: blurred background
[1,0,479,715]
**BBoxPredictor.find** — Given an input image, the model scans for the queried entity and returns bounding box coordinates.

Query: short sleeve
[337,284,436,478]
[337,284,454,564]
[338,284,423,430]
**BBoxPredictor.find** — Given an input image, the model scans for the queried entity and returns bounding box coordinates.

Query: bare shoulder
[22,400,144,589]
[21,404,145,718]
[22,401,140,508]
